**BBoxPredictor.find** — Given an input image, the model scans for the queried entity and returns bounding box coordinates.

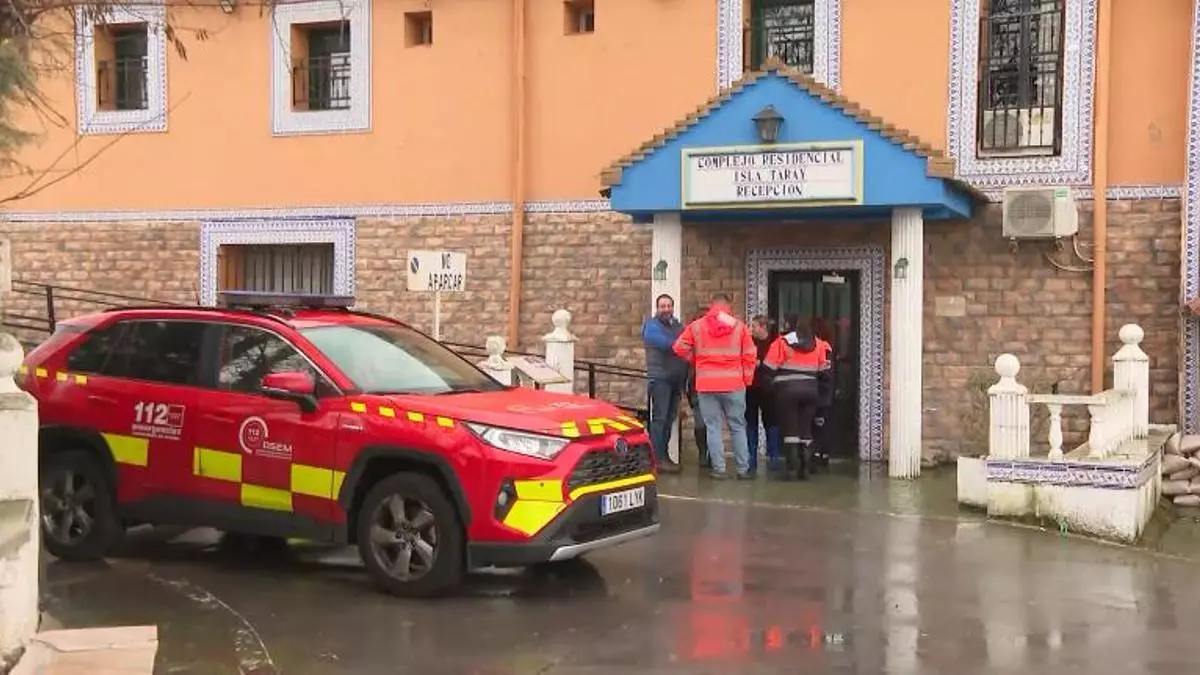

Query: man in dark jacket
[642,294,688,472]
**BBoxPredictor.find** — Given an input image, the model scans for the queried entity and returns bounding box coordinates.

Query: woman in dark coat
[811,317,837,470]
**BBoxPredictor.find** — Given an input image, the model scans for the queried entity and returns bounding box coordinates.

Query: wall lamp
[893,257,909,280]
[218,0,236,14]
[752,105,784,144]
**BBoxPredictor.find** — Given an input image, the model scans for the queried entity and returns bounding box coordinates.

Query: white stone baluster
[1112,323,1149,438]
[989,354,1030,460]
[0,333,39,664]
[477,335,514,386]
[1046,403,1065,460]
[542,309,576,395]
[1087,399,1109,459]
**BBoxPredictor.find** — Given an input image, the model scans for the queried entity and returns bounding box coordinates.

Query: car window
[300,323,506,395]
[218,325,333,395]
[105,321,207,386]
[65,323,128,374]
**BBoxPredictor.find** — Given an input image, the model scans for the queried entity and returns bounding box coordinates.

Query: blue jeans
[697,390,751,474]
[746,407,782,472]
[647,379,683,461]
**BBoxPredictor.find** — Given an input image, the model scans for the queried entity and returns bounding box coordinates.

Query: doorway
[767,269,862,459]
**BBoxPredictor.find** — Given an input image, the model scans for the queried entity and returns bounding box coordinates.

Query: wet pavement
[41,466,1200,674]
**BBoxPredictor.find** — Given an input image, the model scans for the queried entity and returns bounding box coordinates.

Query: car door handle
[87,394,119,405]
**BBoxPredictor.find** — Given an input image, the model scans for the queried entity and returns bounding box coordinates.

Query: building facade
[0,0,1196,471]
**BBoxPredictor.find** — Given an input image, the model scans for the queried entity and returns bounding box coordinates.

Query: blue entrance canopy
[600,60,984,224]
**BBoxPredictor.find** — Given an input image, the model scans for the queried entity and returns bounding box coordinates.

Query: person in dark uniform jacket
[811,317,837,470]
[745,315,782,475]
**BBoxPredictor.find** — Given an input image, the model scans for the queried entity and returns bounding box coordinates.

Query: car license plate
[600,486,645,516]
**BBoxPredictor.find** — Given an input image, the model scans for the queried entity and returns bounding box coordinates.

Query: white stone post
[889,207,925,478]
[1088,400,1110,459]
[543,309,576,395]
[1112,323,1149,438]
[989,354,1030,460]
[1046,403,1064,460]
[650,212,683,463]
[0,334,39,666]
[477,335,514,386]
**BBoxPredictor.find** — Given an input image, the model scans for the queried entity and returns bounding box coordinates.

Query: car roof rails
[216,291,356,314]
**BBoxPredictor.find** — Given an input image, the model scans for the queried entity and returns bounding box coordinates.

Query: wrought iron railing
[744,0,815,73]
[292,53,352,111]
[976,0,1065,155]
[96,57,148,110]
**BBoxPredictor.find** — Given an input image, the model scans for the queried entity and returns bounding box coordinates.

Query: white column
[0,334,39,665]
[650,212,683,463]
[542,310,576,395]
[889,207,924,478]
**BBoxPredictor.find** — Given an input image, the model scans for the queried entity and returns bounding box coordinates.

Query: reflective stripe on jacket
[762,336,830,383]
[672,317,757,393]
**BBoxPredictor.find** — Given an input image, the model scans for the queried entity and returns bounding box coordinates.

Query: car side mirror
[260,371,318,413]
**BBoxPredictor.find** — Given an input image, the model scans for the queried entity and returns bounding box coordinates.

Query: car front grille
[566,443,653,492]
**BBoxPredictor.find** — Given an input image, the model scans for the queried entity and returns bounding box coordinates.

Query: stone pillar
[889,207,924,478]
[542,309,576,395]
[650,212,683,463]
[1112,323,1150,438]
[477,335,514,386]
[0,334,39,667]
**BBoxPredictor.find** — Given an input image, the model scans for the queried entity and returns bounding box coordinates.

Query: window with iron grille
[746,0,815,73]
[96,24,149,111]
[976,0,1065,156]
[292,23,352,111]
[217,244,335,296]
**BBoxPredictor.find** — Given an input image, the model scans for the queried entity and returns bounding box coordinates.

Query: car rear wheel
[356,472,463,597]
[40,450,123,561]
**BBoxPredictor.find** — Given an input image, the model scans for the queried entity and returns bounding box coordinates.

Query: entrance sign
[681,141,863,209]
[407,250,467,342]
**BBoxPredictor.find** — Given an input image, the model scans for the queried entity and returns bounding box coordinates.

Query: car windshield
[300,323,507,395]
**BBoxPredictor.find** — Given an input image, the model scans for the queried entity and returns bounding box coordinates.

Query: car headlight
[466,423,571,460]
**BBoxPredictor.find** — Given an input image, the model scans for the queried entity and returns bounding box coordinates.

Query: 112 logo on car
[133,401,186,429]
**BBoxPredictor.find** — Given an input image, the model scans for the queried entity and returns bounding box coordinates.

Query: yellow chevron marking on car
[378,406,396,418]
[34,367,47,378]
[560,421,581,438]
[568,473,655,501]
[73,374,87,385]
[615,414,644,429]
[350,402,367,413]
[46,370,88,385]
[513,479,563,501]
[406,411,424,423]
[435,416,454,428]
[585,417,631,435]
[102,433,149,467]
[504,478,567,536]
[17,365,27,375]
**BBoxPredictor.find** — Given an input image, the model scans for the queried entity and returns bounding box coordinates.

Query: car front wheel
[356,472,463,597]
[39,449,123,561]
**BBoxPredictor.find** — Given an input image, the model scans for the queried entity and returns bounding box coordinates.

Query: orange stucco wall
[1107,0,1192,185]
[0,0,1191,213]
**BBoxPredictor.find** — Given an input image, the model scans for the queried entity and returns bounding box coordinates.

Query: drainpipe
[506,0,528,346]
[1090,0,1113,393]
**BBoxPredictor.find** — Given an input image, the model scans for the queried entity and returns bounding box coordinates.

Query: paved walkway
[35,468,1200,674]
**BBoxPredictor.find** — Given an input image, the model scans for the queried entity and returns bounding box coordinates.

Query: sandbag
[1191,456,1200,471]
[1173,495,1200,507]
[1168,467,1200,482]
[1163,480,1192,496]
[1166,432,1183,455]
[1180,434,1200,454]
[1163,454,1191,474]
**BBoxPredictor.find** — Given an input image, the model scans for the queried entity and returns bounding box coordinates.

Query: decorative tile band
[0,188,1180,224]
[1184,0,1200,434]
[986,452,1159,491]
[745,246,886,462]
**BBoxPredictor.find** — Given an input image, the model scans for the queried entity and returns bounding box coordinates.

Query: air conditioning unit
[1001,186,1080,240]
[980,108,1057,154]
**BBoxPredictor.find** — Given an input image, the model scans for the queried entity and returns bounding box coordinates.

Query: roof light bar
[217,291,356,310]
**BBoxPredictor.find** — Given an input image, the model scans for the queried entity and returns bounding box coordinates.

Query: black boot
[797,441,812,481]
[782,442,800,480]
[695,425,711,469]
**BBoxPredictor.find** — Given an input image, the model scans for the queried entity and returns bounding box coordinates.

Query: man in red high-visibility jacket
[673,293,758,479]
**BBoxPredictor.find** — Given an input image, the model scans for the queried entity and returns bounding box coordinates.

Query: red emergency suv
[21,292,659,596]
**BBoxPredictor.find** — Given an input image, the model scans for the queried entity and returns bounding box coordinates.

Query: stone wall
[677,199,1181,463]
